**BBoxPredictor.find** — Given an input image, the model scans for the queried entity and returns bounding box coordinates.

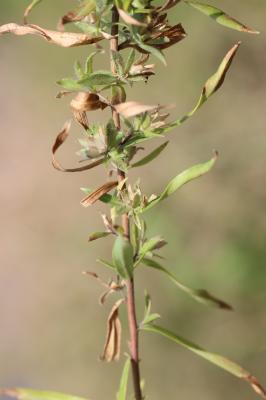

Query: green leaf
[57,78,83,91]
[111,51,125,78]
[97,258,116,270]
[112,235,134,278]
[88,231,111,242]
[140,152,218,213]
[185,1,259,34]
[0,388,90,400]
[116,358,131,400]
[124,49,136,75]
[142,313,161,324]
[79,71,117,88]
[134,236,167,267]
[141,324,266,399]
[166,43,240,130]
[132,29,166,65]
[77,0,96,17]
[140,236,167,255]
[74,60,84,79]
[85,51,100,75]
[141,292,161,326]
[131,141,169,168]
[142,257,232,310]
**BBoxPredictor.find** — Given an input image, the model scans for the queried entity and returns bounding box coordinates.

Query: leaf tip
[245,375,266,399]
[213,149,219,160]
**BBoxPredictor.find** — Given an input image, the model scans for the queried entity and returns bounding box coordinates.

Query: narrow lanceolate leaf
[97,258,116,271]
[112,235,134,278]
[140,152,218,213]
[0,23,102,47]
[101,299,124,362]
[88,232,111,242]
[131,141,169,168]
[142,257,232,310]
[81,181,118,207]
[116,357,131,400]
[168,43,240,129]
[185,1,259,34]
[0,388,90,400]
[142,324,266,399]
[24,0,43,23]
[52,121,105,172]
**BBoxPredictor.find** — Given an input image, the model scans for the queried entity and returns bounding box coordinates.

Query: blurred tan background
[0,1,266,399]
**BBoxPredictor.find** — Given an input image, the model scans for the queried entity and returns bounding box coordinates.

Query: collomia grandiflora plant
[0,1,265,400]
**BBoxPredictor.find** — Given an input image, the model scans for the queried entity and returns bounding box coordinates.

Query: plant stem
[110,6,143,400]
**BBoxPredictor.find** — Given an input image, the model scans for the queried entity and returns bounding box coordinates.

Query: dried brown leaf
[114,101,158,118]
[52,121,105,172]
[80,181,118,207]
[71,92,107,112]
[73,110,89,130]
[246,375,266,399]
[0,23,102,47]
[118,9,146,27]
[56,90,73,99]
[83,271,109,287]
[101,299,124,362]
[57,11,83,31]
[101,214,116,233]
[149,23,186,50]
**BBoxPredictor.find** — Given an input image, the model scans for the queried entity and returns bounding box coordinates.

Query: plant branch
[110,6,143,400]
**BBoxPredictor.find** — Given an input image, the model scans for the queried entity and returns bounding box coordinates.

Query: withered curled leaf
[70,92,108,129]
[23,0,43,24]
[52,121,105,172]
[80,181,118,207]
[0,23,102,48]
[101,299,124,362]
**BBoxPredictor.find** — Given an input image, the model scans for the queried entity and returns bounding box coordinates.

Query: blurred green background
[0,1,266,399]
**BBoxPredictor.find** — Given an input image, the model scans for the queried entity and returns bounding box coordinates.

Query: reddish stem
[110,6,143,400]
